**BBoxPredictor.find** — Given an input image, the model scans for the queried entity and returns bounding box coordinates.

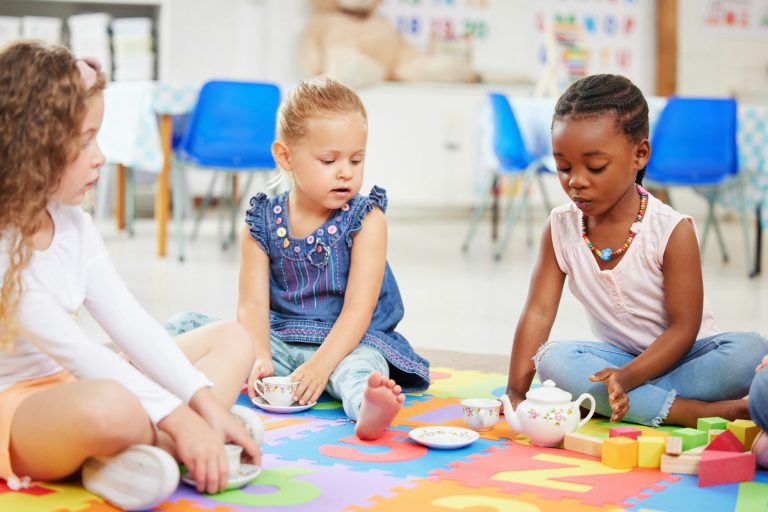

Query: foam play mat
[2,368,767,511]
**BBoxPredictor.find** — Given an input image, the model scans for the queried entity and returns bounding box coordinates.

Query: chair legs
[462,174,498,252]
[493,162,539,261]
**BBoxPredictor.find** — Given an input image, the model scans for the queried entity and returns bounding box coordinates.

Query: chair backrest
[646,96,738,185]
[489,92,535,171]
[178,80,281,169]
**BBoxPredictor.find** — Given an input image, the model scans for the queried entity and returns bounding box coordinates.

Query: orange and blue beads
[581,185,648,262]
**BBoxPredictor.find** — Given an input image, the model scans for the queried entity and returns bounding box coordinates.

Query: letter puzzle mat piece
[2,368,766,511]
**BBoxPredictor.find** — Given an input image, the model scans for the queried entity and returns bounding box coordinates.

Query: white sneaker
[82,444,179,511]
[231,404,264,446]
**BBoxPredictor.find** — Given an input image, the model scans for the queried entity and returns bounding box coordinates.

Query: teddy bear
[300,0,477,89]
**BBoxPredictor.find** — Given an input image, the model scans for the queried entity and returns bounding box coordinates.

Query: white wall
[678,0,768,101]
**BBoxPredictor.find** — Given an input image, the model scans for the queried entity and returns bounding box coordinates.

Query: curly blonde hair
[0,41,105,349]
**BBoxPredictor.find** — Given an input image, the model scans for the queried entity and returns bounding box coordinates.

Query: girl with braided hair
[504,74,767,428]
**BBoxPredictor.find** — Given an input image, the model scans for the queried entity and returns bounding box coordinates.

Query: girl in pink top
[505,74,767,428]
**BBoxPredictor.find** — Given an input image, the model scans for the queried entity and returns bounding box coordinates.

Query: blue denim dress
[244,186,429,392]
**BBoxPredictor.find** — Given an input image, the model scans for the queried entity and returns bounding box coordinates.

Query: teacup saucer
[181,463,261,491]
[251,396,317,414]
[409,426,479,449]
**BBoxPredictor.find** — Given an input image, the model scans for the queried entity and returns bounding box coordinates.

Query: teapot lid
[525,380,572,404]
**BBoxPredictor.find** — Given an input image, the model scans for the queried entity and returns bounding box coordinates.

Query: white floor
[89,202,768,360]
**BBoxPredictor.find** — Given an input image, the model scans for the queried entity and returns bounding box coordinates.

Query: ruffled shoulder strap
[244,193,271,253]
[344,186,388,247]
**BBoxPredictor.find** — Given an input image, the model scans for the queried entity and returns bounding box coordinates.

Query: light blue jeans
[534,332,768,427]
[165,312,389,420]
[749,366,768,433]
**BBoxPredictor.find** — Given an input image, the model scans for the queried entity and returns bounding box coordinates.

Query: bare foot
[664,397,750,428]
[354,372,405,441]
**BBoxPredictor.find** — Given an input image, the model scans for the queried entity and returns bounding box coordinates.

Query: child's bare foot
[664,397,750,428]
[354,372,405,440]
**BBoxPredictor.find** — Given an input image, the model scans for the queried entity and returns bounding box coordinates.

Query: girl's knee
[751,368,768,404]
[534,341,577,379]
[77,381,150,446]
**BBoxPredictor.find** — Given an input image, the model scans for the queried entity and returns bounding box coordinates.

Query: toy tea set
[409,380,596,449]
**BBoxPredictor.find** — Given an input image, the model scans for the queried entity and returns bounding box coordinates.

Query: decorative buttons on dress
[276,227,287,238]
[273,205,282,214]
[282,238,290,249]
[294,246,301,253]
[316,245,323,253]
[276,217,282,225]
[335,215,342,222]
[327,225,337,235]
[341,204,350,211]
[307,235,315,244]
[317,228,324,236]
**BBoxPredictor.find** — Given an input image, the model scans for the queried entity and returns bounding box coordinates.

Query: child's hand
[247,356,275,402]
[588,368,629,422]
[504,390,527,414]
[289,361,331,405]
[757,354,768,373]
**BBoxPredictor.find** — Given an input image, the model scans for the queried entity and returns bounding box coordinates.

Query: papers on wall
[111,17,154,81]
[0,16,20,48]
[68,13,112,80]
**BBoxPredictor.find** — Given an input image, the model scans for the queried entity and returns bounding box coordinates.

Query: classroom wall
[677,0,768,101]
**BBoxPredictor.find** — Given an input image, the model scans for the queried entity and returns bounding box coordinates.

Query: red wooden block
[704,430,744,453]
[698,450,756,487]
[609,426,642,440]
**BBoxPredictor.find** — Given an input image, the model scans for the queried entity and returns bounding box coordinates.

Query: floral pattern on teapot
[529,406,575,427]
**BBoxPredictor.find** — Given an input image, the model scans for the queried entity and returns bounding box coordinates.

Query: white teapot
[499,380,596,447]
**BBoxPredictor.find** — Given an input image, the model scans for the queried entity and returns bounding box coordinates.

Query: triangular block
[704,429,744,453]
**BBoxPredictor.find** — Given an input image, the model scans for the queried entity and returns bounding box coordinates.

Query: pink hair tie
[76,58,101,89]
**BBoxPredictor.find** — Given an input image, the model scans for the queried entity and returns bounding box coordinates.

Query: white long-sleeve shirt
[0,203,212,424]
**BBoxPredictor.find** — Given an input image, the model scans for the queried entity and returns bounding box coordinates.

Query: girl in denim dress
[239,77,429,440]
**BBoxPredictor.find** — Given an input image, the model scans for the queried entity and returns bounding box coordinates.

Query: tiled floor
[90,202,768,373]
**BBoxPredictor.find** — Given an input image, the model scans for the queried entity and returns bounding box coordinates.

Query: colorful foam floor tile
[1,368,766,511]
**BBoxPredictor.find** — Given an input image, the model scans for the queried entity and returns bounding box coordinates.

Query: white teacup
[254,376,299,407]
[225,444,242,475]
[461,398,501,431]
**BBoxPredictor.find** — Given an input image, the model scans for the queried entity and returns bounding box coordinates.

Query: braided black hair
[553,74,649,184]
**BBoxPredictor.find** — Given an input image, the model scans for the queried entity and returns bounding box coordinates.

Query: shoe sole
[82,445,179,511]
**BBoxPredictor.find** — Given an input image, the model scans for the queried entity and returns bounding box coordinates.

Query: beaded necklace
[581,185,648,262]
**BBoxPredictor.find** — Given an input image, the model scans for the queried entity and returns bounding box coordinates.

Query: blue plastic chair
[645,96,751,269]
[173,80,281,261]
[462,92,554,260]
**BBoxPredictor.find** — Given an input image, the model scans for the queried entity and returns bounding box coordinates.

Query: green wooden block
[670,427,708,451]
[697,417,728,432]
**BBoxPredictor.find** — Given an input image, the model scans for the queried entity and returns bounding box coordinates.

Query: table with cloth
[98,81,198,257]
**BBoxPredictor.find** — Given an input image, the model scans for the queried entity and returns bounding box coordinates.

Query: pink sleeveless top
[550,193,719,354]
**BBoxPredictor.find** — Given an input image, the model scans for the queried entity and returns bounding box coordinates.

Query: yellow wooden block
[726,419,760,450]
[642,430,670,440]
[638,436,665,468]
[707,429,725,443]
[602,436,638,469]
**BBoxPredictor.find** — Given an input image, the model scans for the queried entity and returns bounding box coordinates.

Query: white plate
[251,396,317,413]
[408,426,480,449]
[181,463,262,491]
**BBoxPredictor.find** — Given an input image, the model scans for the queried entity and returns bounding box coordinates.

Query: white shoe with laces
[82,444,179,511]
[231,404,265,447]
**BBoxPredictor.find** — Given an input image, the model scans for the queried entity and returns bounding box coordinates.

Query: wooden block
[670,427,708,451]
[602,437,638,469]
[684,445,707,456]
[666,436,683,455]
[705,429,745,453]
[698,450,756,487]
[661,453,701,474]
[697,416,729,432]
[608,426,642,440]
[642,430,670,440]
[707,429,725,443]
[638,436,665,468]
[564,432,603,458]
[726,420,760,450]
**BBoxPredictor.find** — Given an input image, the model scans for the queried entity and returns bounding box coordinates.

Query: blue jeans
[749,367,768,432]
[535,332,768,427]
[164,312,388,420]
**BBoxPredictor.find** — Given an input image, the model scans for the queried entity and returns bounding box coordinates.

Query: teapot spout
[499,394,523,432]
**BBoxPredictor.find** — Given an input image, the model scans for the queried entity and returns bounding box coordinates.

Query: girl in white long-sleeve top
[0,41,261,510]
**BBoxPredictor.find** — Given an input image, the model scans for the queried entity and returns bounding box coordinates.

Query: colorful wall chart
[703,0,768,34]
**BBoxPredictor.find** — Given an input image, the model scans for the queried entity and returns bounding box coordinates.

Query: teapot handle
[574,393,596,429]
